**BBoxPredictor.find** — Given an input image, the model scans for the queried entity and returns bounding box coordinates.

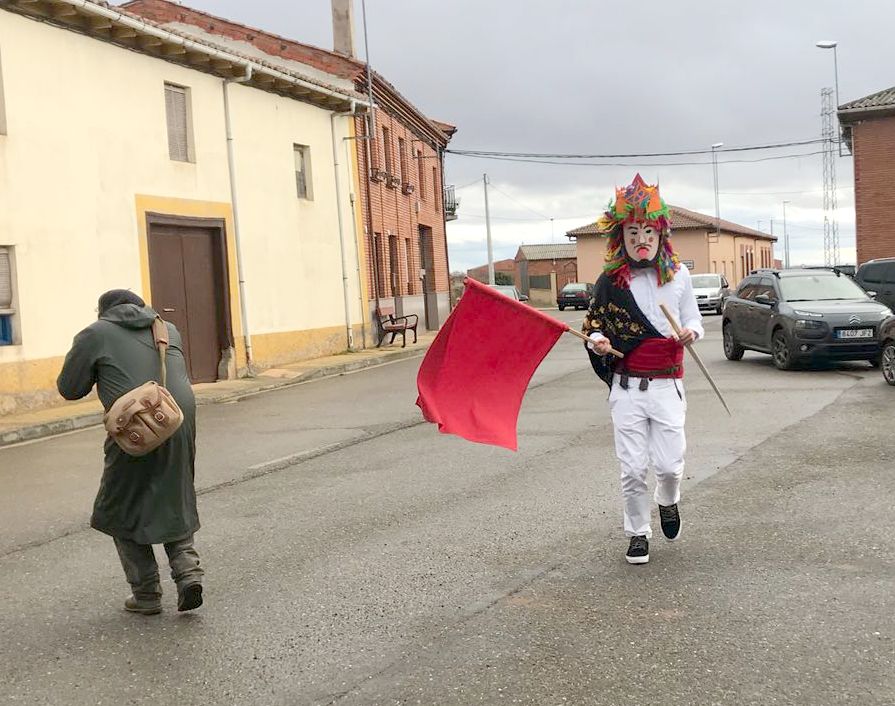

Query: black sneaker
[659,503,682,541]
[625,535,649,564]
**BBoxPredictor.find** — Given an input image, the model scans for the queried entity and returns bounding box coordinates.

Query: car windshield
[561,284,586,292]
[490,285,517,298]
[779,274,869,301]
[691,275,721,288]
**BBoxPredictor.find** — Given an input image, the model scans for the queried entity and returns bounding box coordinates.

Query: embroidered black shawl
[582,273,664,388]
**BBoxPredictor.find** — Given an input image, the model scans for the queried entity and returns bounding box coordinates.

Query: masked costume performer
[583,174,703,565]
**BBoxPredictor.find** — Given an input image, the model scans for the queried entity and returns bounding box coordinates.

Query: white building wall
[0,9,362,402]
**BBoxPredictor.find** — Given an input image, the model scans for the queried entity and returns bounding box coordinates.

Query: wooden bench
[376,306,419,348]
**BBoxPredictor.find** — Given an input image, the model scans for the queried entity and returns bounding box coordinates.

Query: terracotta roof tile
[565,205,775,241]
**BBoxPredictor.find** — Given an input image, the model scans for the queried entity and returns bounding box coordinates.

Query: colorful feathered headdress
[596,174,680,287]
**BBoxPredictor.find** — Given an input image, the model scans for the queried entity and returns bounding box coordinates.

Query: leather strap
[151,317,169,388]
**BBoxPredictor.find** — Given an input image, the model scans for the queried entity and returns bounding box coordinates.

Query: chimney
[332,0,355,58]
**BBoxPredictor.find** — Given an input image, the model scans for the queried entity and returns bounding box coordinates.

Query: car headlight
[793,309,823,318]
[795,319,825,329]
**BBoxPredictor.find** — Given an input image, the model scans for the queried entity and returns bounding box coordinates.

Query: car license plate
[837,328,873,339]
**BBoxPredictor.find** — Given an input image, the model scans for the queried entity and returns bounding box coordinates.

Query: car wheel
[882,341,895,386]
[716,304,723,315]
[722,322,744,361]
[772,329,794,370]
[558,305,565,311]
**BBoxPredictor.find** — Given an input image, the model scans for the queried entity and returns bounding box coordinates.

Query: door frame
[145,212,235,368]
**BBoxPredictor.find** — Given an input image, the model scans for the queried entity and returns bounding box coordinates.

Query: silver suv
[722,269,893,370]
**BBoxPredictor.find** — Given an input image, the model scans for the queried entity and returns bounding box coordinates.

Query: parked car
[557,282,593,311]
[854,257,895,310]
[880,315,895,386]
[690,273,730,315]
[801,264,856,278]
[722,268,893,370]
[489,284,529,302]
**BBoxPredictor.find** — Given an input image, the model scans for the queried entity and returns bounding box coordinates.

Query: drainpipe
[346,139,369,348]
[331,100,359,350]
[223,66,255,373]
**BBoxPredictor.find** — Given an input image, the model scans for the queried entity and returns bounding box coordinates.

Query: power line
[488,184,551,220]
[447,138,827,160]
[447,150,826,168]
[719,185,854,196]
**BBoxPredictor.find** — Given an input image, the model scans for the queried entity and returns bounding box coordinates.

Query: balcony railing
[444,185,460,221]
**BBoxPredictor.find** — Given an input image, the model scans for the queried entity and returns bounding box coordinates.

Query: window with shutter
[0,246,16,345]
[164,83,193,162]
[0,248,12,310]
[293,144,313,200]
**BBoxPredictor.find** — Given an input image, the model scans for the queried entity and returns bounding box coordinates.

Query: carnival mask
[622,221,660,268]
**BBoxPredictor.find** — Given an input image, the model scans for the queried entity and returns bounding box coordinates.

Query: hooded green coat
[57,304,199,545]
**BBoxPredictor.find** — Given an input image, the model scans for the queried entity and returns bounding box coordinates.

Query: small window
[417,149,425,199]
[382,127,392,175]
[397,137,406,183]
[0,47,7,136]
[293,144,313,200]
[164,83,194,162]
[0,246,19,345]
[432,166,439,209]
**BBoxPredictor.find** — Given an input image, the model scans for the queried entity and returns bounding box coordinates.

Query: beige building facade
[0,1,370,414]
[569,205,776,287]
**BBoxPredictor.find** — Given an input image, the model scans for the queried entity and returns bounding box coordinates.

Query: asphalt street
[1,312,892,705]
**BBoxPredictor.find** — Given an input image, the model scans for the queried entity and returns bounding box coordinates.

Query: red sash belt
[620,337,684,378]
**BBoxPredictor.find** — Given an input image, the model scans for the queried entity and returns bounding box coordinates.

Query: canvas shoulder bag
[104,317,184,457]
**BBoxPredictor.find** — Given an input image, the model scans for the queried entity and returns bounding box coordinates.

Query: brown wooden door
[148,222,228,383]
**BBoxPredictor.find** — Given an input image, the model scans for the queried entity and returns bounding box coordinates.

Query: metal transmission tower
[821,87,840,266]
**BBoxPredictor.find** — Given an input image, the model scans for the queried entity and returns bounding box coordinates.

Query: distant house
[514,244,578,295]
[567,205,775,287]
[838,86,895,264]
[466,258,516,285]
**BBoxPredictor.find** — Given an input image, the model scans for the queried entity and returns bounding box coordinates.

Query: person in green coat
[58,290,203,615]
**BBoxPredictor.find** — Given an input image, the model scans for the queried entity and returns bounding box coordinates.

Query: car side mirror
[867,290,878,299]
[754,293,774,306]
[520,294,529,302]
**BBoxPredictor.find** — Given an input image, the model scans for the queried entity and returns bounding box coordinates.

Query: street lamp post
[709,142,723,273]
[816,40,842,156]
[782,200,791,268]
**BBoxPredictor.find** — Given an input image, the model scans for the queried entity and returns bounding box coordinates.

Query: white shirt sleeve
[677,266,705,340]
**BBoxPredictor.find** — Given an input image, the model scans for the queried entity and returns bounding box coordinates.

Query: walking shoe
[177,583,203,612]
[625,535,649,565]
[124,595,162,615]
[659,503,682,541]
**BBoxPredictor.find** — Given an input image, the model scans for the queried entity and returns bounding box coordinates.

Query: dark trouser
[113,535,203,602]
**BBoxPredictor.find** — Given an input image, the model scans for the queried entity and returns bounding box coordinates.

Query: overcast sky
[118,0,895,271]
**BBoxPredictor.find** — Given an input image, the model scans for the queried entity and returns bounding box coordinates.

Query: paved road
[1,312,892,705]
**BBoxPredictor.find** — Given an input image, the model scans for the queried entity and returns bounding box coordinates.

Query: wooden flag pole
[659,303,732,416]
[565,328,624,359]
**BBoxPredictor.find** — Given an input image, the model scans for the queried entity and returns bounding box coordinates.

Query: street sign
[681,259,695,269]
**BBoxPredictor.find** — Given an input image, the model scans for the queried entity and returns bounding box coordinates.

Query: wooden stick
[659,303,732,416]
[565,327,624,358]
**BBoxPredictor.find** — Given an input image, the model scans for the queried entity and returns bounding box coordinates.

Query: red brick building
[466,258,515,284]
[124,0,457,339]
[514,244,578,294]
[839,87,895,264]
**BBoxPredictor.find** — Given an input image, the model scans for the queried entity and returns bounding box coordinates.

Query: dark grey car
[854,257,895,311]
[880,315,895,385]
[722,269,894,370]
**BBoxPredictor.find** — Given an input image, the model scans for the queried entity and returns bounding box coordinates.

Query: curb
[0,345,428,448]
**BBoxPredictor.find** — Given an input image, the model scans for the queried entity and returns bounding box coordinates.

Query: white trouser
[608,375,687,538]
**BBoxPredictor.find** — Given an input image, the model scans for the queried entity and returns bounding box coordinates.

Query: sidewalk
[0,332,436,447]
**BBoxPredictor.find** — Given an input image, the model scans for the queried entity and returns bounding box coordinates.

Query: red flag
[416,278,568,451]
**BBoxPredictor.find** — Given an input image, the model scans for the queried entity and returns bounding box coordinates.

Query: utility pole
[710,142,723,273]
[782,201,791,268]
[483,173,494,284]
[821,87,840,266]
